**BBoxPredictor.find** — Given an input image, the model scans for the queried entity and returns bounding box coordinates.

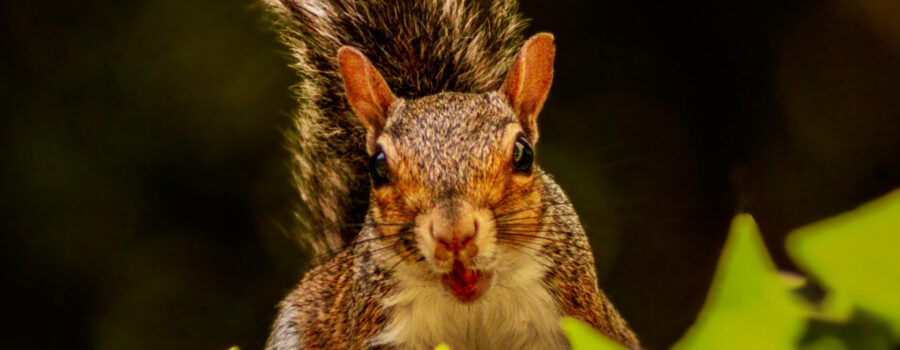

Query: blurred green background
[2,0,899,349]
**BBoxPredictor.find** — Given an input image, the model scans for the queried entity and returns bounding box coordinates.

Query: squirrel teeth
[442,261,491,303]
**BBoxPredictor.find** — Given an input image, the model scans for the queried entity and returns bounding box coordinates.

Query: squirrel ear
[338,46,396,138]
[500,33,555,138]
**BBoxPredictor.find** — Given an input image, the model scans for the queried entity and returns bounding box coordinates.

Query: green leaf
[560,317,628,350]
[672,214,807,350]
[787,189,900,339]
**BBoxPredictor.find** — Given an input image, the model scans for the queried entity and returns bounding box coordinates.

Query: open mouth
[442,260,492,302]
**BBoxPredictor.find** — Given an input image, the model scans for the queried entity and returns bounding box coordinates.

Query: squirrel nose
[430,218,478,254]
[426,202,481,261]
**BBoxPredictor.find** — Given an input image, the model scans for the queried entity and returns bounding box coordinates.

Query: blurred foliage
[566,189,900,349]
[788,190,900,338]
[672,215,806,350]
[562,317,628,350]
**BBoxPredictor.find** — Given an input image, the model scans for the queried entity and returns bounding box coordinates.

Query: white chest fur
[371,252,567,350]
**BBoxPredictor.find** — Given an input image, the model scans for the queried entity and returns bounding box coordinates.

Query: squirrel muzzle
[416,200,496,302]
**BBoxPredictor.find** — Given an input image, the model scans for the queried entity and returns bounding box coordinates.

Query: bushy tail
[262,0,528,256]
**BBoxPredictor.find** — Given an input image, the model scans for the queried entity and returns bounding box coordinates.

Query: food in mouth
[442,260,491,302]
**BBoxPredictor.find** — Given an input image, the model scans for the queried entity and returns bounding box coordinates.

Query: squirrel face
[337,34,556,302]
[369,92,544,302]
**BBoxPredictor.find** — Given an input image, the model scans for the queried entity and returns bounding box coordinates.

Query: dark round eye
[369,146,390,186]
[512,135,533,173]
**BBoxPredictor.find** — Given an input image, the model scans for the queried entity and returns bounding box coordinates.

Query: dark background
[2,0,899,349]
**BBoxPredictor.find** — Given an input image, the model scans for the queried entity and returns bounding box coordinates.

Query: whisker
[385,247,418,272]
[496,239,555,270]
[331,231,412,253]
[493,201,573,219]
[496,237,547,249]
[496,232,566,242]
[498,231,577,240]
[490,177,538,210]
[307,227,414,266]
[495,223,577,231]
[495,225,563,231]
[309,221,414,231]
[494,213,578,224]
[305,237,414,279]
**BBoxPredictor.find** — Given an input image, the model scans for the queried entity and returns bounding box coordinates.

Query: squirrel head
[338,34,556,303]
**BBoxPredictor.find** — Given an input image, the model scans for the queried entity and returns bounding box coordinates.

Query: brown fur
[261,0,640,348]
[264,91,641,349]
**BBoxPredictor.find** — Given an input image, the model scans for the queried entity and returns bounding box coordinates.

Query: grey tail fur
[262,0,528,256]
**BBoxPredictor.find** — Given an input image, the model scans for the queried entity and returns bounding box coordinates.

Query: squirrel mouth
[442,261,491,303]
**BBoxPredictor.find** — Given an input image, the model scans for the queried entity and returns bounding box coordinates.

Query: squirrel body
[262,0,640,349]
[270,179,568,350]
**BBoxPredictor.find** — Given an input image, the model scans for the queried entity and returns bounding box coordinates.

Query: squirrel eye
[512,135,533,174]
[369,147,390,186]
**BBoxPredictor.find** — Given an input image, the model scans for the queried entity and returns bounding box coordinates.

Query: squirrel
[260,0,640,349]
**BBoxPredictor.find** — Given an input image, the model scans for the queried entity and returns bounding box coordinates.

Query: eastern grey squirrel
[260,0,640,348]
